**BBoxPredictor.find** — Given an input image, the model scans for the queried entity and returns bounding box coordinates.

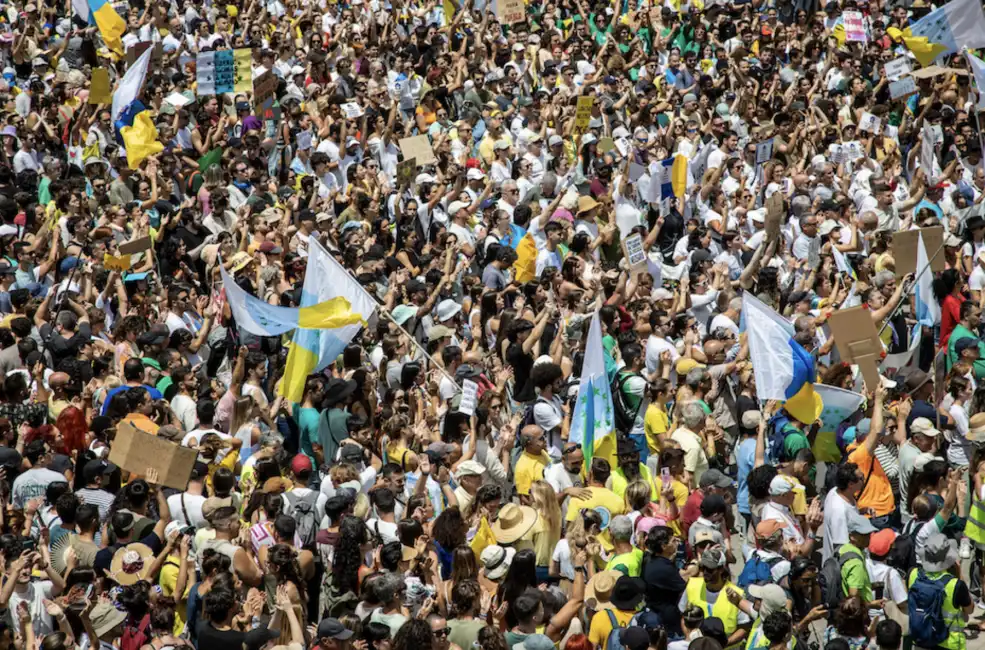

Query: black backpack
[611,371,644,435]
[819,549,864,610]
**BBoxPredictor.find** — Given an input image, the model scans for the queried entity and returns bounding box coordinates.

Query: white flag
[111,47,153,121]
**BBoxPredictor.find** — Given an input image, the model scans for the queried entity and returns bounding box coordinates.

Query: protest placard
[575,96,594,130]
[892,227,945,278]
[89,68,111,104]
[828,307,883,391]
[459,380,479,416]
[497,0,524,24]
[341,102,365,119]
[253,70,279,107]
[119,235,153,256]
[622,233,648,274]
[859,112,882,134]
[889,76,918,100]
[399,135,437,165]
[885,56,911,81]
[843,11,867,41]
[108,422,199,490]
[765,192,784,240]
[397,158,417,186]
[755,138,774,165]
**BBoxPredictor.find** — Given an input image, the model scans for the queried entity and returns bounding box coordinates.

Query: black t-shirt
[197,621,279,650]
[94,530,163,577]
[643,556,687,635]
[39,322,93,367]
[507,341,534,403]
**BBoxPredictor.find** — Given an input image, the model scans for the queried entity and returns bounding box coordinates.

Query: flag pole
[876,237,947,337]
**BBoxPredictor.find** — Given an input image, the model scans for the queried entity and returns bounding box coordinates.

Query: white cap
[914,452,943,472]
[493,139,511,151]
[291,65,305,75]
[748,208,766,223]
[415,173,437,185]
[455,460,486,479]
[466,168,486,180]
[818,219,840,236]
[653,288,673,301]
[548,134,564,147]
[447,201,470,216]
[769,475,803,496]
[911,417,941,438]
[512,43,525,52]
[612,126,630,139]
[581,133,598,145]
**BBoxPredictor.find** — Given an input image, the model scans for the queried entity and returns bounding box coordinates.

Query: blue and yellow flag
[280,238,377,403]
[87,0,126,55]
[120,111,164,169]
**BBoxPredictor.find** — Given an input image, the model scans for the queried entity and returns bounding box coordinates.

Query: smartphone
[661,466,671,484]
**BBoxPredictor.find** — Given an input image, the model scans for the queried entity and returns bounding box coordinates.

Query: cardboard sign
[459,379,478,416]
[755,138,774,165]
[910,65,967,79]
[127,42,163,66]
[341,102,365,119]
[253,70,279,107]
[622,233,648,273]
[892,227,945,278]
[843,11,867,42]
[765,192,784,240]
[497,0,524,24]
[103,253,132,271]
[828,306,883,391]
[119,235,153,256]
[398,135,436,166]
[885,56,912,81]
[575,96,594,130]
[108,422,198,490]
[889,76,918,100]
[257,99,282,128]
[89,68,111,104]
[397,157,417,186]
[597,137,615,153]
[859,112,882,134]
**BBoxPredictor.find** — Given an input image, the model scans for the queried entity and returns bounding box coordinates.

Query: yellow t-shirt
[530,516,560,567]
[589,608,636,650]
[565,487,626,521]
[515,450,550,496]
[206,449,238,494]
[654,476,689,535]
[159,555,192,635]
[644,406,670,454]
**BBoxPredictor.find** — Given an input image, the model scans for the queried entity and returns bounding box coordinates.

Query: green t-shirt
[783,427,811,460]
[840,543,872,601]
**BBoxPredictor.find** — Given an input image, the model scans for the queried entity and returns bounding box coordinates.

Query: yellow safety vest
[966,494,985,546]
[685,578,745,637]
[611,464,658,500]
[745,618,797,650]
[907,569,965,650]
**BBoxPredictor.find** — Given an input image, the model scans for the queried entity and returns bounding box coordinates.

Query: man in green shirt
[839,510,877,603]
[946,302,985,379]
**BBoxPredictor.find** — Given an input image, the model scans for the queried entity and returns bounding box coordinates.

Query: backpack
[908,570,956,648]
[765,412,800,464]
[611,371,644,435]
[519,397,551,431]
[605,610,626,650]
[285,490,320,549]
[819,549,864,610]
[737,552,783,588]
[120,614,150,650]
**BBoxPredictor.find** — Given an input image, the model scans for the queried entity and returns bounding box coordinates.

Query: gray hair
[872,270,895,289]
[374,571,405,605]
[258,431,284,450]
[685,368,709,389]
[609,515,633,542]
[791,195,812,218]
[728,297,742,312]
[681,401,707,430]
[502,179,518,192]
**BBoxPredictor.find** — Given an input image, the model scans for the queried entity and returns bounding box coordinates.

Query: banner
[197,49,252,95]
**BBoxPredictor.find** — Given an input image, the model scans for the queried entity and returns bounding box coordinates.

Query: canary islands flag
[120,112,163,169]
[908,0,985,64]
[280,237,377,402]
[743,292,822,424]
[87,0,126,55]
[568,312,615,471]
[915,230,941,327]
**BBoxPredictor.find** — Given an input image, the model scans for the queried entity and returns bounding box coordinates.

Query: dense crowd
[2,1,985,650]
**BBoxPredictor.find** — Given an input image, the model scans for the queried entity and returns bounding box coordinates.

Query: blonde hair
[625,480,652,513]
[529,480,562,541]
[229,396,255,436]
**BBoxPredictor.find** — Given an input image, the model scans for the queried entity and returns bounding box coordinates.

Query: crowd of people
[4,0,985,650]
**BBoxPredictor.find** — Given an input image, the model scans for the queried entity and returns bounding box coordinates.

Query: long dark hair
[497,549,537,627]
[933,268,961,303]
[333,516,370,595]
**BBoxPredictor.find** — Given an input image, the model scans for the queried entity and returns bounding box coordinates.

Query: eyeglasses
[434,628,451,638]
[563,443,582,453]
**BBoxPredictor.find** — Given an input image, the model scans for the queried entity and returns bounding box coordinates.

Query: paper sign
[597,137,615,153]
[257,99,282,128]
[108,422,198,490]
[197,49,252,95]
[843,11,867,42]
[575,96,594,130]
[843,141,864,161]
[296,130,313,151]
[253,70,279,107]
[119,235,153,256]
[755,138,774,165]
[89,68,111,104]
[892,227,945,278]
[398,135,437,166]
[497,0,524,24]
[397,157,417,186]
[859,112,882,134]
[341,102,365,119]
[828,306,883,391]
[765,192,784,240]
[103,253,132,271]
[622,233,647,273]
[459,379,479,416]
[885,56,911,81]
[931,125,944,145]
[889,76,918,100]
[164,92,191,108]
[629,162,646,183]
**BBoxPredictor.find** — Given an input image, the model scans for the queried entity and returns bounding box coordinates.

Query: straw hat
[969,413,985,442]
[576,196,600,215]
[491,503,538,544]
[108,543,154,585]
[585,570,621,610]
[229,251,253,274]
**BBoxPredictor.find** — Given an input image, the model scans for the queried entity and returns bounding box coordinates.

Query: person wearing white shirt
[523,137,547,184]
[489,141,513,187]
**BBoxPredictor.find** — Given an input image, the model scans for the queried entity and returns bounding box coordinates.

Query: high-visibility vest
[685,578,745,638]
[907,569,965,650]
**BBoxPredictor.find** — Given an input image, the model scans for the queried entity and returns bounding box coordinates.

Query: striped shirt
[75,488,115,522]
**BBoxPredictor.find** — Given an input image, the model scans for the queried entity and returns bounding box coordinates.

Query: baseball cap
[83,459,117,483]
[316,618,354,641]
[619,628,650,650]
[455,460,486,480]
[769,475,802,496]
[290,454,313,475]
[956,337,981,355]
[911,417,941,437]
[699,469,732,489]
[869,529,897,557]
[755,519,786,539]
[548,134,564,147]
[847,510,878,535]
[699,547,727,569]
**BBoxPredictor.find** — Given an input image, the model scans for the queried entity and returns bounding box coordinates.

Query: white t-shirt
[243,383,269,410]
[970,265,985,294]
[366,518,400,544]
[760,501,805,545]
[709,313,739,338]
[171,393,198,432]
[9,580,55,637]
[822,489,857,563]
[551,538,576,580]
[168,492,207,529]
[645,334,680,378]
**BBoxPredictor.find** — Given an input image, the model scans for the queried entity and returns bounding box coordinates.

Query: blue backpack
[737,552,783,588]
[908,570,955,648]
[606,611,626,650]
[766,412,800,463]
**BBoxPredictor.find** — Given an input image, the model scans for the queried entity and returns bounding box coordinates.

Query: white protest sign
[755,138,774,165]
[843,11,867,42]
[459,380,479,416]
[623,233,648,273]
[296,130,313,151]
[859,112,882,134]
[843,141,864,161]
[341,102,365,119]
[885,57,912,81]
[889,76,918,100]
[931,125,944,145]
[165,92,191,108]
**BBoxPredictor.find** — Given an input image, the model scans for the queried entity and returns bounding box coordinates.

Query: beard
[622,461,641,480]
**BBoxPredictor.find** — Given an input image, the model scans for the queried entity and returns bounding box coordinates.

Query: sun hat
[454,460,486,480]
[609,575,646,610]
[108,543,154,585]
[229,251,253,274]
[491,503,538,544]
[748,584,788,618]
[919,533,959,572]
[480,544,515,580]
[89,601,127,637]
[436,299,462,322]
[969,413,985,442]
[585,570,620,609]
[577,195,599,215]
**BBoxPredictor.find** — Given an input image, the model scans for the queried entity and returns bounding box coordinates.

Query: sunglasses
[434,628,451,638]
